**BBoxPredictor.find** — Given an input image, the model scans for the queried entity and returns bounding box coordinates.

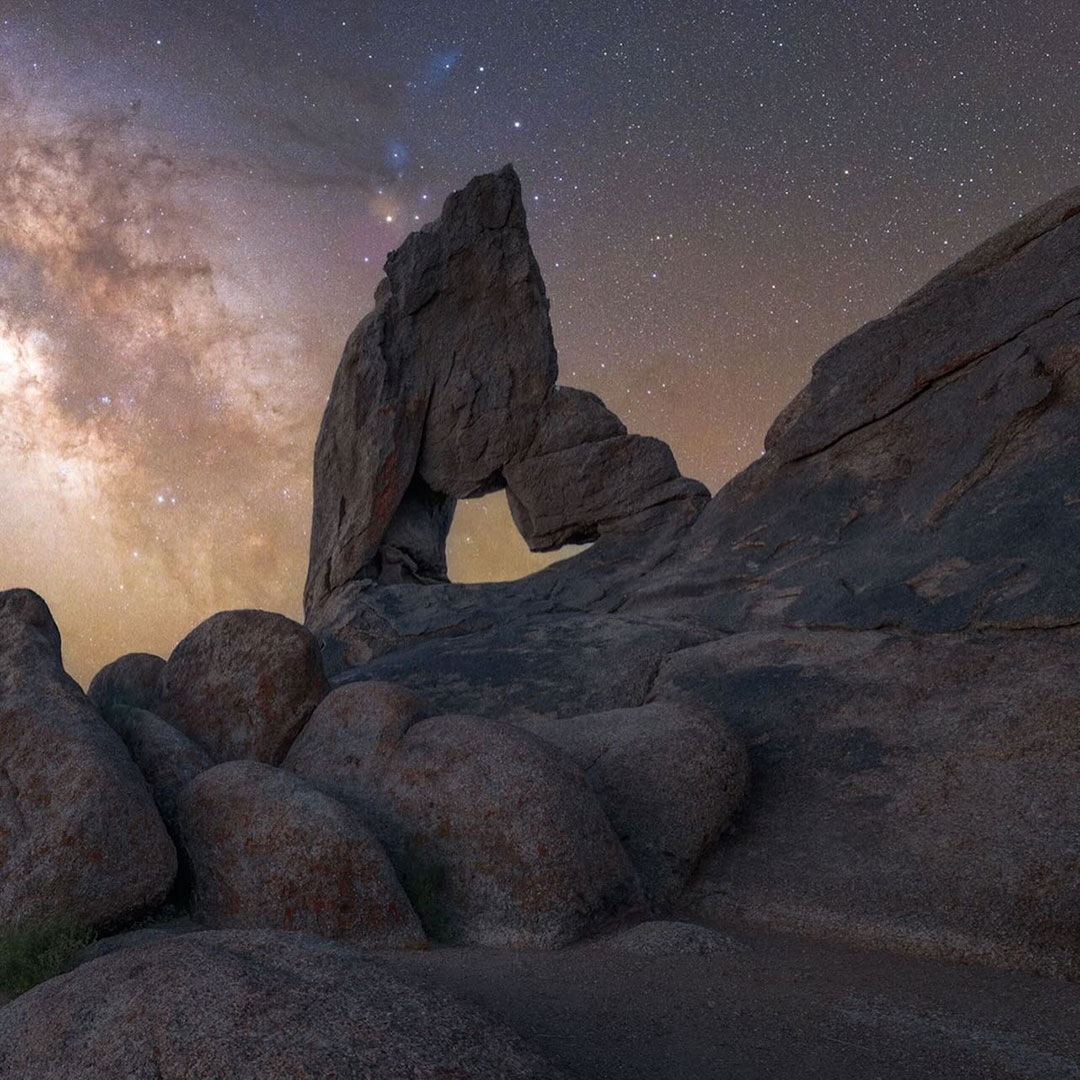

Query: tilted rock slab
[154,609,328,764]
[176,761,425,948]
[304,164,707,616]
[0,590,176,927]
[0,930,569,1080]
[288,707,641,946]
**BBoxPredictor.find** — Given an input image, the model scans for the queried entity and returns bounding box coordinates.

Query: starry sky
[2,1,1079,685]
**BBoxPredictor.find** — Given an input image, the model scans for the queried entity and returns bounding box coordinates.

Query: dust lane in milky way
[1,2,1078,684]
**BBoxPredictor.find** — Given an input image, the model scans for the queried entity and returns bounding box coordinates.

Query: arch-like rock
[304,165,707,618]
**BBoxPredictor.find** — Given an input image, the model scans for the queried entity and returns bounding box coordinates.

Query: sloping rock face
[0,590,176,928]
[176,762,425,948]
[652,628,1080,977]
[629,185,1080,633]
[154,609,328,764]
[304,164,707,616]
[0,930,569,1080]
[310,181,1080,975]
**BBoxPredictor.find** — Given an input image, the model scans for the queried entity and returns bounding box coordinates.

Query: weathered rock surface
[289,710,641,946]
[0,590,176,928]
[654,628,1080,977]
[0,930,569,1080]
[282,680,427,800]
[521,702,748,906]
[304,164,706,616]
[340,610,708,718]
[177,761,425,948]
[625,185,1080,635]
[103,705,212,836]
[155,609,328,764]
[86,652,164,714]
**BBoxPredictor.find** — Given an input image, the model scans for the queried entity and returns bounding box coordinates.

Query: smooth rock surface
[654,627,1080,978]
[521,702,748,906]
[0,590,176,928]
[0,930,568,1080]
[155,609,328,764]
[86,652,164,714]
[177,761,425,948]
[293,710,641,946]
[593,920,742,957]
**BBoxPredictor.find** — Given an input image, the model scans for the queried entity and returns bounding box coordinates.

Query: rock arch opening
[445,491,585,584]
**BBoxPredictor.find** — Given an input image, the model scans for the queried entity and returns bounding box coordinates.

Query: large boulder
[0,590,176,928]
[289,711,641,946]
[154,609,328,764]
[304,164,706,615]
[86,652,164,714]
[0,930,568,1079]
[521,702,748,906]
[625,185,1080,635]
[176,761,425,948]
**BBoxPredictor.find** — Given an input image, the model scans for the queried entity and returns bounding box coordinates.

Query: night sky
[2,1,1079,685]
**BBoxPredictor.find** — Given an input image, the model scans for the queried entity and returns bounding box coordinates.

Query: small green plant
[0,916,96,1000]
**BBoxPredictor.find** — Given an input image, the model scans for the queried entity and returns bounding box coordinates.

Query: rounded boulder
[176,761,425,948]
[155,609,328,763]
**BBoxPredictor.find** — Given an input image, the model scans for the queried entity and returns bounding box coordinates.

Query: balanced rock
[304,164,706,616]
[86,652,164,714]
[521,702,748,906]
[155,609,328,764]
[0,930,568,1080]
[176,761,425,948]
[0,589,176,928]
[288,709,641,946]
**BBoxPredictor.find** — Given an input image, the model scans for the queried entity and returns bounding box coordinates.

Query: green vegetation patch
[0,916,96,1000]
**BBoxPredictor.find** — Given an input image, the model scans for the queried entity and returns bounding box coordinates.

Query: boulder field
[2,166,1079,1075]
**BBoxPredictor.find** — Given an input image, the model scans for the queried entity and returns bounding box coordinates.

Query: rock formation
[154,609,328,764]
[304,164,708,615]
[3,168,1080,1076]
[0,590,176,929]
[302,173,1080,978]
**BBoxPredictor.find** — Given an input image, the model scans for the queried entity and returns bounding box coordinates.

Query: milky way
[2,2,1079,684]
